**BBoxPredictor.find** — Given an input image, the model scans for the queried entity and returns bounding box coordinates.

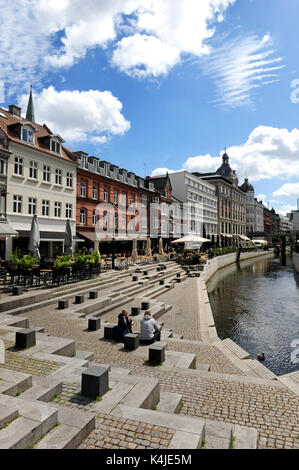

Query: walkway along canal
[207,253,299,376]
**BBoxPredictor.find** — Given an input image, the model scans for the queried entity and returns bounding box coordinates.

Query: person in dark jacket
[116,310,133,342]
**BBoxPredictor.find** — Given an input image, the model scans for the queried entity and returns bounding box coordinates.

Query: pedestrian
[116,310,133,342]
[139,310,161,344]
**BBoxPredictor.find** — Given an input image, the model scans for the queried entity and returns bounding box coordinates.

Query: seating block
[88,317,101,331]
[104,324,118,340]
[75,295,85,304]
[89,290,98,300]
[124,334,139,351]
[131,307,140,316]
[58,300,68,309]
[141,301,150,310]
[15,329,36,349]
[132,276,139,282]
[12,286,24,296]
[149,343,165,364]
[159,280,165,285]
[81,366,109,398]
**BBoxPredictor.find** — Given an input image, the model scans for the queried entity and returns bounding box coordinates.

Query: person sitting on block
[116,310,133,342]
[139,310,161,344]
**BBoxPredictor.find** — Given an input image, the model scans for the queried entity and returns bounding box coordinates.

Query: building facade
[194,152,246,245]
[240,178,264,236]
[0,97,78,259]
[280,216,293,233]
[151,171,218,242]
[76,152,161,254]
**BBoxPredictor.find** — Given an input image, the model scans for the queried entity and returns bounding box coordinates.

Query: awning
[0,222,19,237]
[78,231,143,242]
[17,230,82,243]
[239,235,251,241]
[220,233,233,238]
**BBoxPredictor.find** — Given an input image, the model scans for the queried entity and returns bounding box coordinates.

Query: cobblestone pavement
[156,278,200,340]
[79,414,174,450]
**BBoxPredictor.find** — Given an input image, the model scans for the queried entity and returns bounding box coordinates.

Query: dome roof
[216,152,237,182]
[241,178,254,192]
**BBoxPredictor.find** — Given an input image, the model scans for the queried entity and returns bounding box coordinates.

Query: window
[104,189,109,202]
[92,185,98,200]
[14,157,23,176]
[42,200,50,217]
[122,214,126,228]
[29,161,37,179]
[54,202,62,218]
[28,198,37,215]
[142,215,147,229]
[142,195,147,207]
[51,140,61,154]
[66,172,73,188]
[80,208,86,225]
[92,210,97,226]
[113,191,118,204]
[80,182,86,197]
[114,213,118,229]
[55,169,62,185]
[103,211,108,228]
[0,159,7,175]
[43,165,50,183]
[22,128,33,144]
[13,195,22,213]
[66,203,72,219]
[130,195,135,205]
[121,194,126,206]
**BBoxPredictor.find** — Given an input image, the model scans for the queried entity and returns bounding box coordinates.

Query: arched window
[80,182,86,198]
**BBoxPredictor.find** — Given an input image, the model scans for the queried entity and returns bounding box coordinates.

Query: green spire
[26,84,35,122]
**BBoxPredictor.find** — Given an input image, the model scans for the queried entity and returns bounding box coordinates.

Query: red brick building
[75,152,163,255]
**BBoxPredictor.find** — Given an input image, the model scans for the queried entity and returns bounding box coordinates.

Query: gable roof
[0,107,75,163]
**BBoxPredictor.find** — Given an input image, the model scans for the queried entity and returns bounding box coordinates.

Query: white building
[240,179,264,235]
[0,91,78,259]
[280,216,293,232]
[161,170,218,240]
[288,210,299,232]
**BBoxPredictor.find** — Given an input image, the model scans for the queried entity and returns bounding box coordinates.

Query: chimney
[8,105,21,118]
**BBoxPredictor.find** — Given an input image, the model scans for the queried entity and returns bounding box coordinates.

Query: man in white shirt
[139,310,161,344]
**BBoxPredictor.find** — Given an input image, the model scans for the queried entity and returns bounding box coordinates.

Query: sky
[1,0,299,216]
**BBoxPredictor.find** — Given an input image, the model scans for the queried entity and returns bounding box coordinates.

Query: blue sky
[1,0,299,215]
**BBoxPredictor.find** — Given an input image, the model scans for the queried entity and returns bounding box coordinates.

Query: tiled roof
[0,107,75,163]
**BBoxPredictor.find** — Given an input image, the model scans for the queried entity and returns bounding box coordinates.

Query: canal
[207,254,299,376]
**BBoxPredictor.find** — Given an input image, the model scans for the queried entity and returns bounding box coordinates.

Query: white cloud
[275,205,297,216]
[273,183,299,198]
[257,194,267,202]
[112,34,180,78]
[151,126,299,183]
[18,86,130,144]
[151,168,176,177]
[201,34,284,107]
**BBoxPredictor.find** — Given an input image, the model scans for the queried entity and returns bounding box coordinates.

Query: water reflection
[207,254,299,376]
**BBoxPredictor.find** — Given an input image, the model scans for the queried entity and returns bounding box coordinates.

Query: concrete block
[132,276,139,282]
[12,286,23,296]
[159,280,165,285]
[58,300,68,310]
[141,301,150,310]
[121,378,160,410]
[15,329,36,349]
[176,273,181,278]
[89,290,98,300]
[75,295,84,304]
[131,307,140,316]
[149,343,165,364]
[168,431,201,449]
[88,317,101,331]
[124,334,139,351]
[81,366,109,398]
[143,271,149,276]
[104,324,117,340]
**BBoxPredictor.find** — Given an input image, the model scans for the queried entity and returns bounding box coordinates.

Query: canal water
[207,254,299,376]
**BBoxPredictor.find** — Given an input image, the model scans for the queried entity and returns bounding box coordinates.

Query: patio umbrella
[64,219,73,254]
[159,238,165,256]
[171,235,210,244]
[132,238,138,261]
[145,238,152,257]
[28,215,40,259]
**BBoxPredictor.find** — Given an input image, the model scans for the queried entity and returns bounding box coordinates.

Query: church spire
[26,83,35,122]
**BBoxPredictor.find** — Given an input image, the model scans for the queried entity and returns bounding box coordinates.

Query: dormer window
[51,140,61,154]
[22,128,34,144]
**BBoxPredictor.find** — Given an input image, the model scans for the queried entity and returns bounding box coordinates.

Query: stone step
[111,404,205,449]
[203,419,232,449]
[246,360,277,381]
[0,404,19,430]
[34,406,95,449]
[278,370,299,397]
[232,424,258,449]
[76,350,95,361]
[0,395,58,449]
[121,377,160,410]
[222,338,251,360]
[20,376,63,402]
[157,391,182,414]
[175,353,196,370]
[0,369,32,395]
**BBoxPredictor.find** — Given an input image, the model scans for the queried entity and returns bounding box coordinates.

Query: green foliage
[87,250,101,265]
[54,255,73,271]
[9,252,37,270]
[74,253,88,267]
[213,247,237,257]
